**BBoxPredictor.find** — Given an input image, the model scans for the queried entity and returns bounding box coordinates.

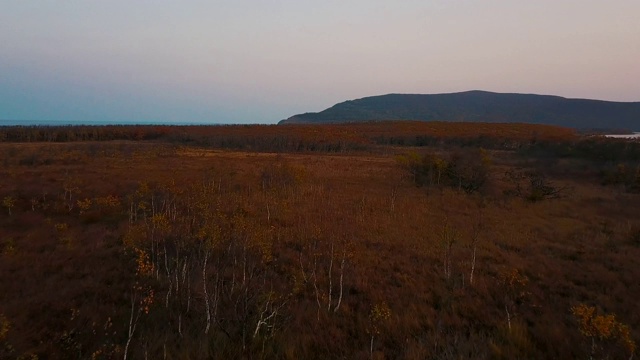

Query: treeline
[519,137,640,162]
[516,138,640,193]
[0,122,575,153]
[0,125,171,142]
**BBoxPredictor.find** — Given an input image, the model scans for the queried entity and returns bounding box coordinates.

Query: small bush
[260,160,307,191]
[397,149,491,194]
[505,170,565,202]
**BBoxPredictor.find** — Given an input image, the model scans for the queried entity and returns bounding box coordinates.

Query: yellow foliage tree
[368,302,391,357]
[571,303,636,359]
[2,196,15,216]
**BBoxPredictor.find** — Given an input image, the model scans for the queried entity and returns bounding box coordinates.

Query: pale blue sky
[1,1,639,124]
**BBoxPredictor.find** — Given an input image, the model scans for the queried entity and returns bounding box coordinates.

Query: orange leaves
[499,267,530,317]
[132,282,155,316]
[94,195,120,209]
[151,214,170,233]
[617,323,637,356]
[499,268,529,292]
[54,222,69,233]
[51,221,74,248]
[135,182,151,199]
[122,224,147,249]
[136,201,149,213]
[197,221,223,249]
[140,289,154,315]
[571,303,636,356]
[368,302,391,336]
[571,304,595,336]
[0,314,9,341]
[134,248,154,277]
[572,304,614,339]
[76,198,92,214]
[2,196,15,216]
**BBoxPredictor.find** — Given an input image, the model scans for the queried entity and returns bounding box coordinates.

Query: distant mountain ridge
[279,90,640,130]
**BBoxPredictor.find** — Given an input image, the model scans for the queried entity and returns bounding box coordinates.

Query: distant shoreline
[603,132,640,139]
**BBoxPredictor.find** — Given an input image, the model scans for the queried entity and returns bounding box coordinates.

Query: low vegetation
[0,121,638,359]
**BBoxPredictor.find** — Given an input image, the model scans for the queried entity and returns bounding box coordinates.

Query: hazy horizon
[2,1,639,124]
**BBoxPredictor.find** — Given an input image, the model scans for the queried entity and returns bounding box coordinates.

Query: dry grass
[0,123,637,359]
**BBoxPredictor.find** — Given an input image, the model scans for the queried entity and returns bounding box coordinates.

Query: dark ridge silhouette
[279,90,640,130]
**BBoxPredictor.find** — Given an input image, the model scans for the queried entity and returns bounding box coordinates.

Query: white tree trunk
[334,251,346,313]
[203,252,211,334]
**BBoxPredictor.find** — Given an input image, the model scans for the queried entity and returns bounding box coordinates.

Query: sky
[1,1,639,124]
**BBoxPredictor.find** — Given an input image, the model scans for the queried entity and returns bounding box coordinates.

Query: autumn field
[0,122,639,359]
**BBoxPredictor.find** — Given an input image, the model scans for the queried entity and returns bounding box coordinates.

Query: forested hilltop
[280,90,640,131]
